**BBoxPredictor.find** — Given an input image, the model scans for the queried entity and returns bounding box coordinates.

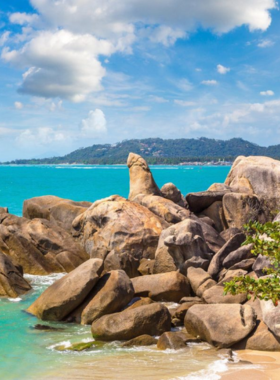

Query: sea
[0,164,260,380]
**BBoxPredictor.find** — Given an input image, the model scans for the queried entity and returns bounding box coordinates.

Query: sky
[1,0,280,161]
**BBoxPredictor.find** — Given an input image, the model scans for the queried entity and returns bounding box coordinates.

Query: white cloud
[174,100,196,107]
[2,30,115,102]
[195,68,202,72]
[9,12,39,26]
[16,127,67,147]
[0,31,10,47]
[149,95,169,103]
[14,101,23,109]
[80,109,107,137]
[258,39,274,48]
[217,64,230,74]
[148,26,186,46]
[260,90,274,96]
[176,79,193,92]
[201,80,218,86]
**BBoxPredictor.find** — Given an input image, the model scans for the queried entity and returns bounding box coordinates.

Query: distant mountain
[3,137,280,165]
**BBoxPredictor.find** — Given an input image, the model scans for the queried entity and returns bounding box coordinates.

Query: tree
[224,221,280,306]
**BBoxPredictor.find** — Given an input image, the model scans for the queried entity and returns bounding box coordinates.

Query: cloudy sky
[1,0,280,160]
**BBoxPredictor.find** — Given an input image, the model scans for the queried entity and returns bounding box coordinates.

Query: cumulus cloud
[260,90,274,96]
[148,26,186,46]
[217,64,230,74]
[16,127,67,147]
[9,12,39,26]
[2,30,114,101]
[201,80,218,86]
[14,101,23,109]
[80,109,107,137]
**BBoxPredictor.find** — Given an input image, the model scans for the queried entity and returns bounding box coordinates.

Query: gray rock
[223,244,253,269]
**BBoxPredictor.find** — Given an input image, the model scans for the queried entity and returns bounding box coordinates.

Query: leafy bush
[224,221,280,306]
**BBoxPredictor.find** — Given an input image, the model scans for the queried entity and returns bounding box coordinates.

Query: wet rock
[185,304,256,348]
[91,303,171,341]
[157,331,200,350]
[207,233,246,279]
[27,258,103,321]
[127,153,161,200]
[121,334,157,347]
[132,271,190,302]
[32,324,64,332]
[55,341,104,352]
[0,252,31,298]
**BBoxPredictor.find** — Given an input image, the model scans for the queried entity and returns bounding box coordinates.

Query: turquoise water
[0,165,236,380]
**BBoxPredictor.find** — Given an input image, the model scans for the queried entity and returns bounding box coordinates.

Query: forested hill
[4,137,280,165]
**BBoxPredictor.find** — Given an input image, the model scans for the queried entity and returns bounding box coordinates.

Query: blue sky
[0,0,280,160]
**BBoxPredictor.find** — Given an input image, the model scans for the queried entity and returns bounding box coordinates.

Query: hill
[3,137,280,165]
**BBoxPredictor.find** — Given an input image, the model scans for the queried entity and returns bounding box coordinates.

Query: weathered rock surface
[79,270,134,325]
[186,191,228,213]
[125,297,154,310]
[191,216,226,253]
[0,207,8,214]
[225,156,280,215]
[136,194,190,224]
[220,227,242,242]
[228,258,255,271]
[0,252,31,298]
[0,213,88,275]
[23,195,91,232]
[185,304,256,348]
[161,183,187,207]
[131,271,190,302]
[157,331,200,350]
[137,258,155,275]
[179,256,209,275]
[223,193,263,229]
[187,267,216,297]
[252,255,273,277]
[27,259,103,320]
[233,321,280,351]
[223,244,253,269]
[121,334,157,347]
[173,299,204,323]
[260,300,280,339]
[127,153,161,200]
[153,218,209,274]
[91,303,171,341]
[72,195,167,277]
[202,285,247,304]
[201,201,225,233]
[207,233,246,278]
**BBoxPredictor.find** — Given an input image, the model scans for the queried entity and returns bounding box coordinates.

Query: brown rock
[161,183,187,207]
[229,258,255,271]
[127,153,161,200]
[174,300,204,323]
[0,207,8,214]
[0,252,31,298]
[223,244,253,268]
[131,271,190,302]
[27,259,103,321]
[121,334,157,347]
[260,300,280,339]
[202,285,247,304]
[179,257,209,276]
[91,303,171,341]
[157,331,200,350]
[186,191,228,213]
[187,267,216,297]
[125,297,154,310]
[220,227,242,242]
[79,270,134,325]
[185,304,256,348]
[191,216,226,253]
[201,201,226,233]
[138,258,155,275]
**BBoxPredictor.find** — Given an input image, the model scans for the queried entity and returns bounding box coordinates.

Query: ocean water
[1,164,259,380]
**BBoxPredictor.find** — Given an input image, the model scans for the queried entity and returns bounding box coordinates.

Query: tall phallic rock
[127,153,161,200]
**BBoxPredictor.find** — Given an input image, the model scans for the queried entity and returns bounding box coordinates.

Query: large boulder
[185,304,256,348]
[127,153,161,200]
[0,213,88,275]
[252,255,274,277]
[79,270,134,325]
[23,195,91,232]
[260,300,280,339]
[201,201,226,233]
[135,194,190,224]
[207,232,246,279]
[72,195,167,278]
[0,252,31,298]
[223,193,263,229]
[153,219,209,274]
[192,216,226,253]
[202,285,247,304]
[131,271,190,302]
[157,331,199,350]
[27,259,103,320]
[223,244,253,269]
[186,191,228,213]
[187,267,216,297]
[225,156,280,216]
[91,303,171,341]
[161,183,187,207]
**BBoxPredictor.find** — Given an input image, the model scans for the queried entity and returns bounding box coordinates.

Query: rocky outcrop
[79,270,134,325]
[186,191,228,213]
[131,271,190,302]
[27,259,103,320]
[202,285,247,304]
[185,304,256,348]
[127,153,161,200]
[135,194,190,224]
[91,303,171,341]
[121,335,157,347]
[23,195,91,232]
[187,267,216,297]
[0,252,31,298]
[161,183,187,207]
[222,244,253,269]
[201,201,226,233]
[72,195,167,277]
[0,213,88,275]
[260,300,280,339]
[153,218,209,274]
[225,156,280,215]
